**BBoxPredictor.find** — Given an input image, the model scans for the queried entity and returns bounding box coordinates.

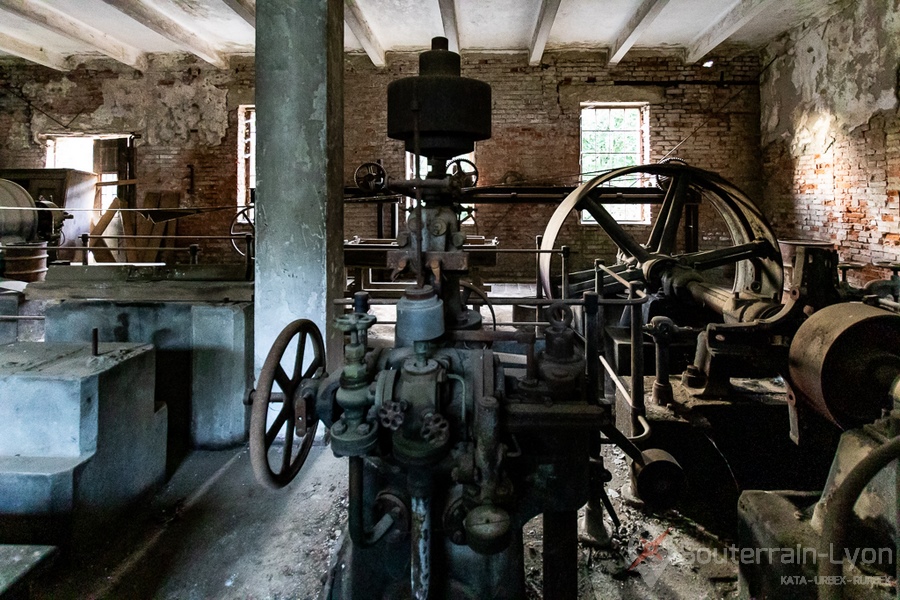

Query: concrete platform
[0,342,166,545]
[44,300,253,469]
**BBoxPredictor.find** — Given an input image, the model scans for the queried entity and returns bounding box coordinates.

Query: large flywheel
[539,163,783,305]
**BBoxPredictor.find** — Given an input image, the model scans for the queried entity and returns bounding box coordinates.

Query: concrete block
[0,294,18,345]
[0,342,166,544]
[45,301,252,457]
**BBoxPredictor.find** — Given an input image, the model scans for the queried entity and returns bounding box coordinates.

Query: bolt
[332,420,347,435]
[356,422,371,436]
[451,531,464,544]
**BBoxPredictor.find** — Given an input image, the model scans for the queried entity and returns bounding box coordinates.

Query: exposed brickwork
[345,48,764,281]
[1,48,763,280]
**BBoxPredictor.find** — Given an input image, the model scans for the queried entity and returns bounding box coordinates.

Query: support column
[255,0,344,373]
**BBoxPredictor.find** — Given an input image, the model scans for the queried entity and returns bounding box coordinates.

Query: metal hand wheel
[354,162,388,192]
[230,205,255,256]
[447,158,479,187]
[250,319,325,489]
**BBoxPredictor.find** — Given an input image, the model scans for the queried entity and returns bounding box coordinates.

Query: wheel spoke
[291,330,308,382]
[581,196,651,263]
[680,240,772,271]
[646,173,681,252]
[282,420,295,473]
[657,174,690,255]
[303,353,323,380]
[265,405,288,447]
[274,365,293,396]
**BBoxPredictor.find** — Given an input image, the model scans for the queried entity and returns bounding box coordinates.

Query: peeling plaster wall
[760,0,900,281]
[0,53,253,264]
[0,47,762,278]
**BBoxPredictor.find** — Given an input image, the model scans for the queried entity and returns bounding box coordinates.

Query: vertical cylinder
[411,495,431,600]
[475,395,500,498]
[630,289,645,420]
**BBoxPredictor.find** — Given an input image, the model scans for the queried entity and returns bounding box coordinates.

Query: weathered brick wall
[760,0,900,284]
[1,47,763,280]
[0,54,254,264]
[345,48,764,281]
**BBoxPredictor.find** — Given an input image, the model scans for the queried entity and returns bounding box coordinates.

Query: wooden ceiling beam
[437,0,459,53]
[608,0,671,66]
[686,0,780,63]
[528,0,562,66]
[0,29,69,70]
[0,0,145,69]
[221,0,255,28]
[344,0,385,67]
[99,0,229,68]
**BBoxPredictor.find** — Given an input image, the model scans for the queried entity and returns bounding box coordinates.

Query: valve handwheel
[447,158,479,188]
[354,162,388,192]
[250,319,325,489]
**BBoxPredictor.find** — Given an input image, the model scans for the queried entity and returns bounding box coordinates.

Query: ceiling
[0,0,844,72]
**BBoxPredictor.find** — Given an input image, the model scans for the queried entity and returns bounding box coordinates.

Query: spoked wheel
[231,205,255,256]
[250,319,325,489]
[539,163,783,302]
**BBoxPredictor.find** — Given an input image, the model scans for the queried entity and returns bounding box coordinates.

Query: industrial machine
[249,37,900,599]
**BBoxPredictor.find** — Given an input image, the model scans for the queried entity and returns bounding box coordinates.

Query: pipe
[411,495,431,600]
[348,456,395,549]
[818,434,900,600]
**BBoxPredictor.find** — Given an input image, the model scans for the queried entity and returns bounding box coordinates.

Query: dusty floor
[29,437,742,600]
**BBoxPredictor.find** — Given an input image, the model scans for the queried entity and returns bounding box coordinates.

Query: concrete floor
[28,438,743,600]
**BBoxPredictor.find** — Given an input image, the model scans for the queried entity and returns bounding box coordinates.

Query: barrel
[0,179,37,243]
[1,242,49,282]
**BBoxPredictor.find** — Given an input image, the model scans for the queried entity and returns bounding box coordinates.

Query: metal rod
[535,234,544,300]
[560,245,570,300]
[87,234,251,240]
[629,282,646,420]
[333,296,648,307]
[0,315,45,321]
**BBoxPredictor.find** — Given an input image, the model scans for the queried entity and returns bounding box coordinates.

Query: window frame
[579,102,651,225]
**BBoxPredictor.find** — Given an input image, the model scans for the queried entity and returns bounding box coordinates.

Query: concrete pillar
[255,0,344,373]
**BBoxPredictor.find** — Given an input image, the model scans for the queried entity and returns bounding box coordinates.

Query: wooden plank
[140,191,179,262]
[89,237,117,263]
[0,0,145,69]
[89,197,122,238]
[0,31,69,70]
[128,192,159,263]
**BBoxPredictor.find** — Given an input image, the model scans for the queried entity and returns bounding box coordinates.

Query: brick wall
[0,54,254,264]
[345,48,764,281]
[760,0,900,284]
[1,47,764,281]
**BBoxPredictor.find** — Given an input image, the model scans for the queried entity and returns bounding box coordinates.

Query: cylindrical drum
[0,179,37,244]
[1,242,49,282]
[788,302,900,427]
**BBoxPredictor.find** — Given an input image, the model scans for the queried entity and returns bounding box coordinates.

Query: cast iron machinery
[249,37,900,600]
[249,37,684,600]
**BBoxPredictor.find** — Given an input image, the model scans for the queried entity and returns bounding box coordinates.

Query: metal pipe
[629,283,645,419]
[535,234,543,299]
[584,292,600,405]
[0,315,45,321]
[334,296,648,307]
[91,328,99,356]
[411,495,431,600]
[818,434,900,600]
[348,456,394,549]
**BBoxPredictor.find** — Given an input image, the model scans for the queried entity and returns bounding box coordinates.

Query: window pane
[581,108,597,131]
[610,109,628,130]
[623,109,640,129]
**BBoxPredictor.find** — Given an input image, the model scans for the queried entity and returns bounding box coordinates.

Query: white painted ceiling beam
[344,0,385,67]
[221,0,255,28]
[528,0,562,66]
[0,29,69,70]
[0,0,145,69]
[686,0,780,63]
[99,0,229,68]
[437,0,459,53]
[608,0,671,66]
